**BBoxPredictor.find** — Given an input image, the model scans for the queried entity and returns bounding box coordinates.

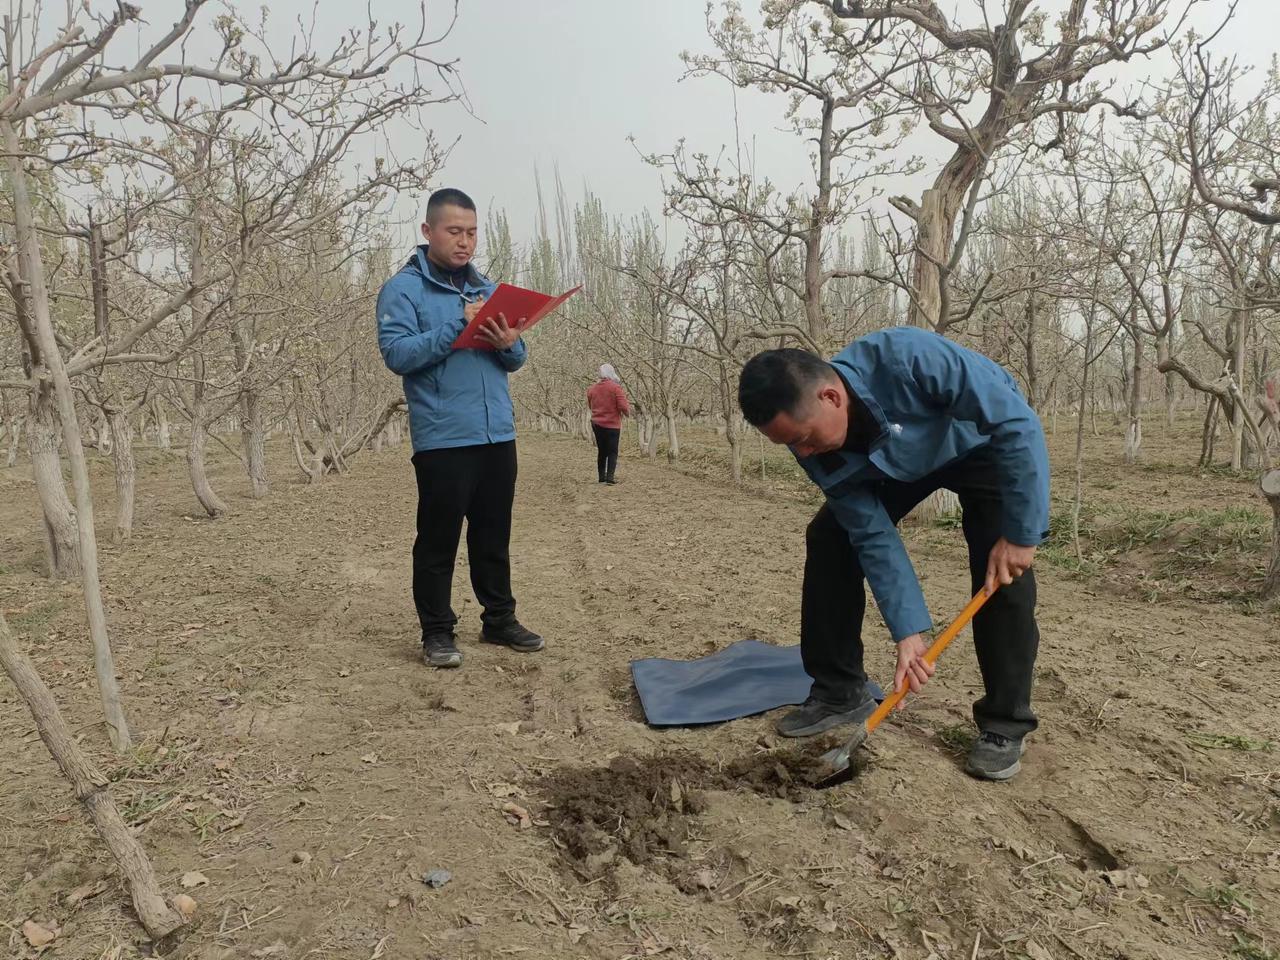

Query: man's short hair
[426,188,477,224]
[738,349,834,426]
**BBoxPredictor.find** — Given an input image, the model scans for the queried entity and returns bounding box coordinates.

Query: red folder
[452,282,581,351]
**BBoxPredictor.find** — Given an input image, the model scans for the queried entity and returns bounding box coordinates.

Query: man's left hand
[893,633,934,710]
[476,312,524,351]
[985,537,1036,595]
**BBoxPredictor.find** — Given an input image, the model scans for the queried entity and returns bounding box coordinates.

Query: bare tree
[647,0,917,348]
[1177,7,1280,226]
[1,1,462,749]
[1159,353,1280,598]
[572,199,694,460]
[828,0,1197,330]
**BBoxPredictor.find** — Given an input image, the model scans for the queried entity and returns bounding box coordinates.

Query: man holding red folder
[377,188,545,668]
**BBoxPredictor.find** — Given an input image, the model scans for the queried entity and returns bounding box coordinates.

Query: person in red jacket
[586,364,631,484]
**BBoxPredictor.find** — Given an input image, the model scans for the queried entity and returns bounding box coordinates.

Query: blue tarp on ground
[631,639,885,727]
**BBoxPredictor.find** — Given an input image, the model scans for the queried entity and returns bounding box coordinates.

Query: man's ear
[817,380,843,409]
[420,222,431,242]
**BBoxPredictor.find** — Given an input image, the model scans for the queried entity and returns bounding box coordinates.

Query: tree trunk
[188,407,228,518]
[664,399,680,463]
[800,99,836,347]
[5,415,21,467]
[0,612,188,943]
[909,188,951,330]
[233,325,269,497]
[4,117,131,751]
[639,414,657,460]
[109,409,136,542]
[289,424,324,484]
[1072,318,1096,559]
[96,413,114,456]
[241,387,269,498]
[187,354,228,517]
[719,365,742,484]
[152,398,171,450]
[1123,331,1143,464]
[1049,379,1059,436]
[1158,331,1177,429]
[28,386,81,579]
[1263,470,1280,601]
[1230,309,1250,472]
[907,136,987,333]
[1201,397,1219,467]
[1024,275,1039,411]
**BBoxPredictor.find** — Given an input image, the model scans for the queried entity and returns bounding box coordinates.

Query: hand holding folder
[452,282,581,351]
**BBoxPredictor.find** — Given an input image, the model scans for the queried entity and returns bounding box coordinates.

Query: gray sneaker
[776,692,876,738]
[965,731,1026,781]
[423,633,463,669]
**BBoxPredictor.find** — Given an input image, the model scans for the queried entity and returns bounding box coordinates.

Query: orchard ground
[2,414,1277,960]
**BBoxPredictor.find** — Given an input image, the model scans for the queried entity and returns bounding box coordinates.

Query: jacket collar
[828,357,890,442]
[409,245,487,294]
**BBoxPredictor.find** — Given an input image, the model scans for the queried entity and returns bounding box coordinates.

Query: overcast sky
[181,1,1280,253]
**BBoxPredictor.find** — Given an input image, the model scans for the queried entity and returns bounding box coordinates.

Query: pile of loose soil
[538,740,862,885]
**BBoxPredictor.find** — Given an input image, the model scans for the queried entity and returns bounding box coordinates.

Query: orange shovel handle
[862,587,994,738]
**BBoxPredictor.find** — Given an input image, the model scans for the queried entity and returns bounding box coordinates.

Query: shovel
[813,587,994,787]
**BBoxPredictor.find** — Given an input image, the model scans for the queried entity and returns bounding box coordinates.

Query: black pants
[592,423,620,481]
[802,446,1040,738]
[411,441,517,638]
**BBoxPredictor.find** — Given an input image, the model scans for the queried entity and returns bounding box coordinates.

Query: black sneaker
[605,476,619,485]
[965,731,1026,781]
[422,633,462,669]
[776,691,876,738]
[481,620,545,653]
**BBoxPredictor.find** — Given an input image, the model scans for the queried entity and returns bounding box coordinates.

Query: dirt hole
[536,743,863,886]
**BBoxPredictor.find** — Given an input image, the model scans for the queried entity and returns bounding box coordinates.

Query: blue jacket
[795,328,1050,642]
[377,247,527,451]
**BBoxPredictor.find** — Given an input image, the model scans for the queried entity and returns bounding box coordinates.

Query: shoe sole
[776,699,877,738]
[480,635,545,653]
[965,758,1021,781]
[965,740,1027,781]
[423,653,462,669]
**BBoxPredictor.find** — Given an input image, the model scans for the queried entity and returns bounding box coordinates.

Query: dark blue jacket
[796,328,1049,641]
[377,247,527,451]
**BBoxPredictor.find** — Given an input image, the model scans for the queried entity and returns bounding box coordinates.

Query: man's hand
[985,537,1036,595]
[463,298,486,324]
[476,312,524,351]
[893,633,934,709]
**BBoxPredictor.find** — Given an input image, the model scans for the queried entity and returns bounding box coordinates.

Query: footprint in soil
[536,743,863,888]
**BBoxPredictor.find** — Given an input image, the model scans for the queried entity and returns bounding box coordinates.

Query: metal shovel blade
[808,589,994,789]
[811,725,870,788]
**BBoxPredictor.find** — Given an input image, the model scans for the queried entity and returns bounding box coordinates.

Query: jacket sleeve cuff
[1000,521,1046,546]
[886,609,934,643]
[871,576,934,641]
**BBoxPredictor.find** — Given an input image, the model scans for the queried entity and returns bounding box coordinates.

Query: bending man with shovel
[738,328,1050,781]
